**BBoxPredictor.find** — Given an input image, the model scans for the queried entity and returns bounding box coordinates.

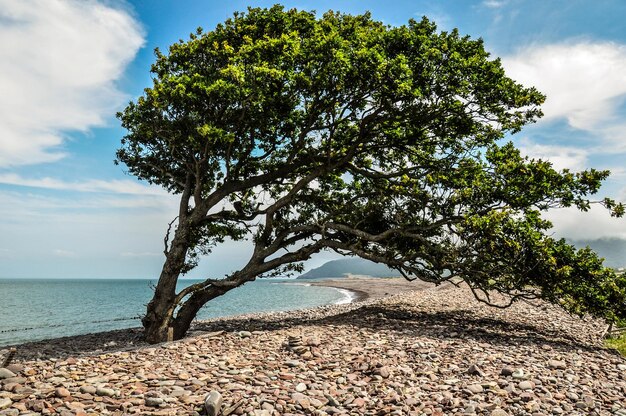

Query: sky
[1,0,626,279]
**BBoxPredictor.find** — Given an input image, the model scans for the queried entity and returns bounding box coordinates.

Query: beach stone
[285,360,301,368]
[511,369,525,379]
[204,390,222,416]
[467,384,484,394]
[145,397,164,407]
[295,382,307,392]
[95,387,115,397]
[518,381,534,390]
[548,360,566,370]
[0,399,11,410]
[292,392,310,408]
[80,385,96,394]
[0,369,15,379]
[4,281,626,416]
[377,366,390,378]
[467,364,484,376]
[238,331,252,338]
[5,364,22,374]
[55,387,71,397]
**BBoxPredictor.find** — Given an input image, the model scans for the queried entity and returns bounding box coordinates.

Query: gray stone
[518,380,534,390]
[204,390,223,416]
[0,369,15,380]
[145,397,164,407]
[500,367,514,376]
[467,384,483,394]
[80,385,97,394]
[467,364,484,376]
[5,364,22,374]
[547,360,566,370]
[520,392,534,402]
[0,399,11,410]
[95,387,116,397]
[238,331,252,338]
[491,410,509,416]
[296,382,307,392]
[285,360,301,367]
[511,369,525,379]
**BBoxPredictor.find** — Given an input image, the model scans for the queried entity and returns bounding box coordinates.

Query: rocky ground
[1,280,625,415]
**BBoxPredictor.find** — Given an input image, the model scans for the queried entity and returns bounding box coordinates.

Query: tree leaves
[119,6,626,337]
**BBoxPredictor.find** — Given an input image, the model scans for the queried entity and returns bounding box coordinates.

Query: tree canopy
[117,6,626,343]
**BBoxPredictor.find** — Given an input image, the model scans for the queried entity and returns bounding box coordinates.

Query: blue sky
[1,0,626,278]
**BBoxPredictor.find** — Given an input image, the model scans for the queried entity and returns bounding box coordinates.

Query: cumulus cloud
[0,0,144,167]
[516,138,588,171]
[502,41,626,131]
[0,173,168,195]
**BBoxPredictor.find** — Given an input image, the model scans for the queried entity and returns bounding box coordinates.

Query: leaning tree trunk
[170,286,230,340]
[142,224,192,344]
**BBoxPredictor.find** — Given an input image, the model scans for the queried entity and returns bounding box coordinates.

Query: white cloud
[0,173,167,196]
[502,41,626,131]
[516,138,588,171]
[0,0,144,167]
[545,206,626,240]
[483,0,508,8]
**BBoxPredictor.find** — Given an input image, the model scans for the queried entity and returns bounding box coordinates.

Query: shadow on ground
[6,299,611,363]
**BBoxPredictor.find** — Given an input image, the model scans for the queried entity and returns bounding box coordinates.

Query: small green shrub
[605,335,626,356]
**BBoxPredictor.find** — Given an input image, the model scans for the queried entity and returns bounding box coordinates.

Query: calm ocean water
[0,278,352,347]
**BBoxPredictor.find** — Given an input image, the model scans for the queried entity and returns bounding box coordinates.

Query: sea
[0,278,353,347]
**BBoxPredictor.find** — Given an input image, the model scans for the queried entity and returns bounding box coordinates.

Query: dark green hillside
[297,258,402,279]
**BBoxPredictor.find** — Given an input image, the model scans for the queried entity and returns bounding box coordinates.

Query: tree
[117,6,626,344]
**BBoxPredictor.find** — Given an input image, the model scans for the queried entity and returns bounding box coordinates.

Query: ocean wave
[334,288,355,305]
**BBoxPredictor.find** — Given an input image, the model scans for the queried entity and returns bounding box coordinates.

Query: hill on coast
[570,237,626,269]
[297,258,402,279]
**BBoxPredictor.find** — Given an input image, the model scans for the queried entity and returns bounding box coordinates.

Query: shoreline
[308,276,435,302]
[1,284,623,415]
[1,277,422,361]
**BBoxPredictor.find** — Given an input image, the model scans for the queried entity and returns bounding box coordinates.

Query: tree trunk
[170,286,229,340]
[142,223,191,344]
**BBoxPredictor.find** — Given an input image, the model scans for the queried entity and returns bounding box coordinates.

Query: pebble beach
[1,278,625,416]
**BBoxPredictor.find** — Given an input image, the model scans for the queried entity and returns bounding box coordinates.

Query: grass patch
[605,334,626,356]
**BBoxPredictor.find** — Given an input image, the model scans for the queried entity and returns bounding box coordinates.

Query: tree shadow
[6,301,613,362]
[194,304,606,355]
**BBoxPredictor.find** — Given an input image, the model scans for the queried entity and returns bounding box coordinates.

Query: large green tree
[117,6,626,343]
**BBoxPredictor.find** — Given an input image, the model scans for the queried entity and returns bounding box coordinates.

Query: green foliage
[605,333,626,356]
[118,6,626,329]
